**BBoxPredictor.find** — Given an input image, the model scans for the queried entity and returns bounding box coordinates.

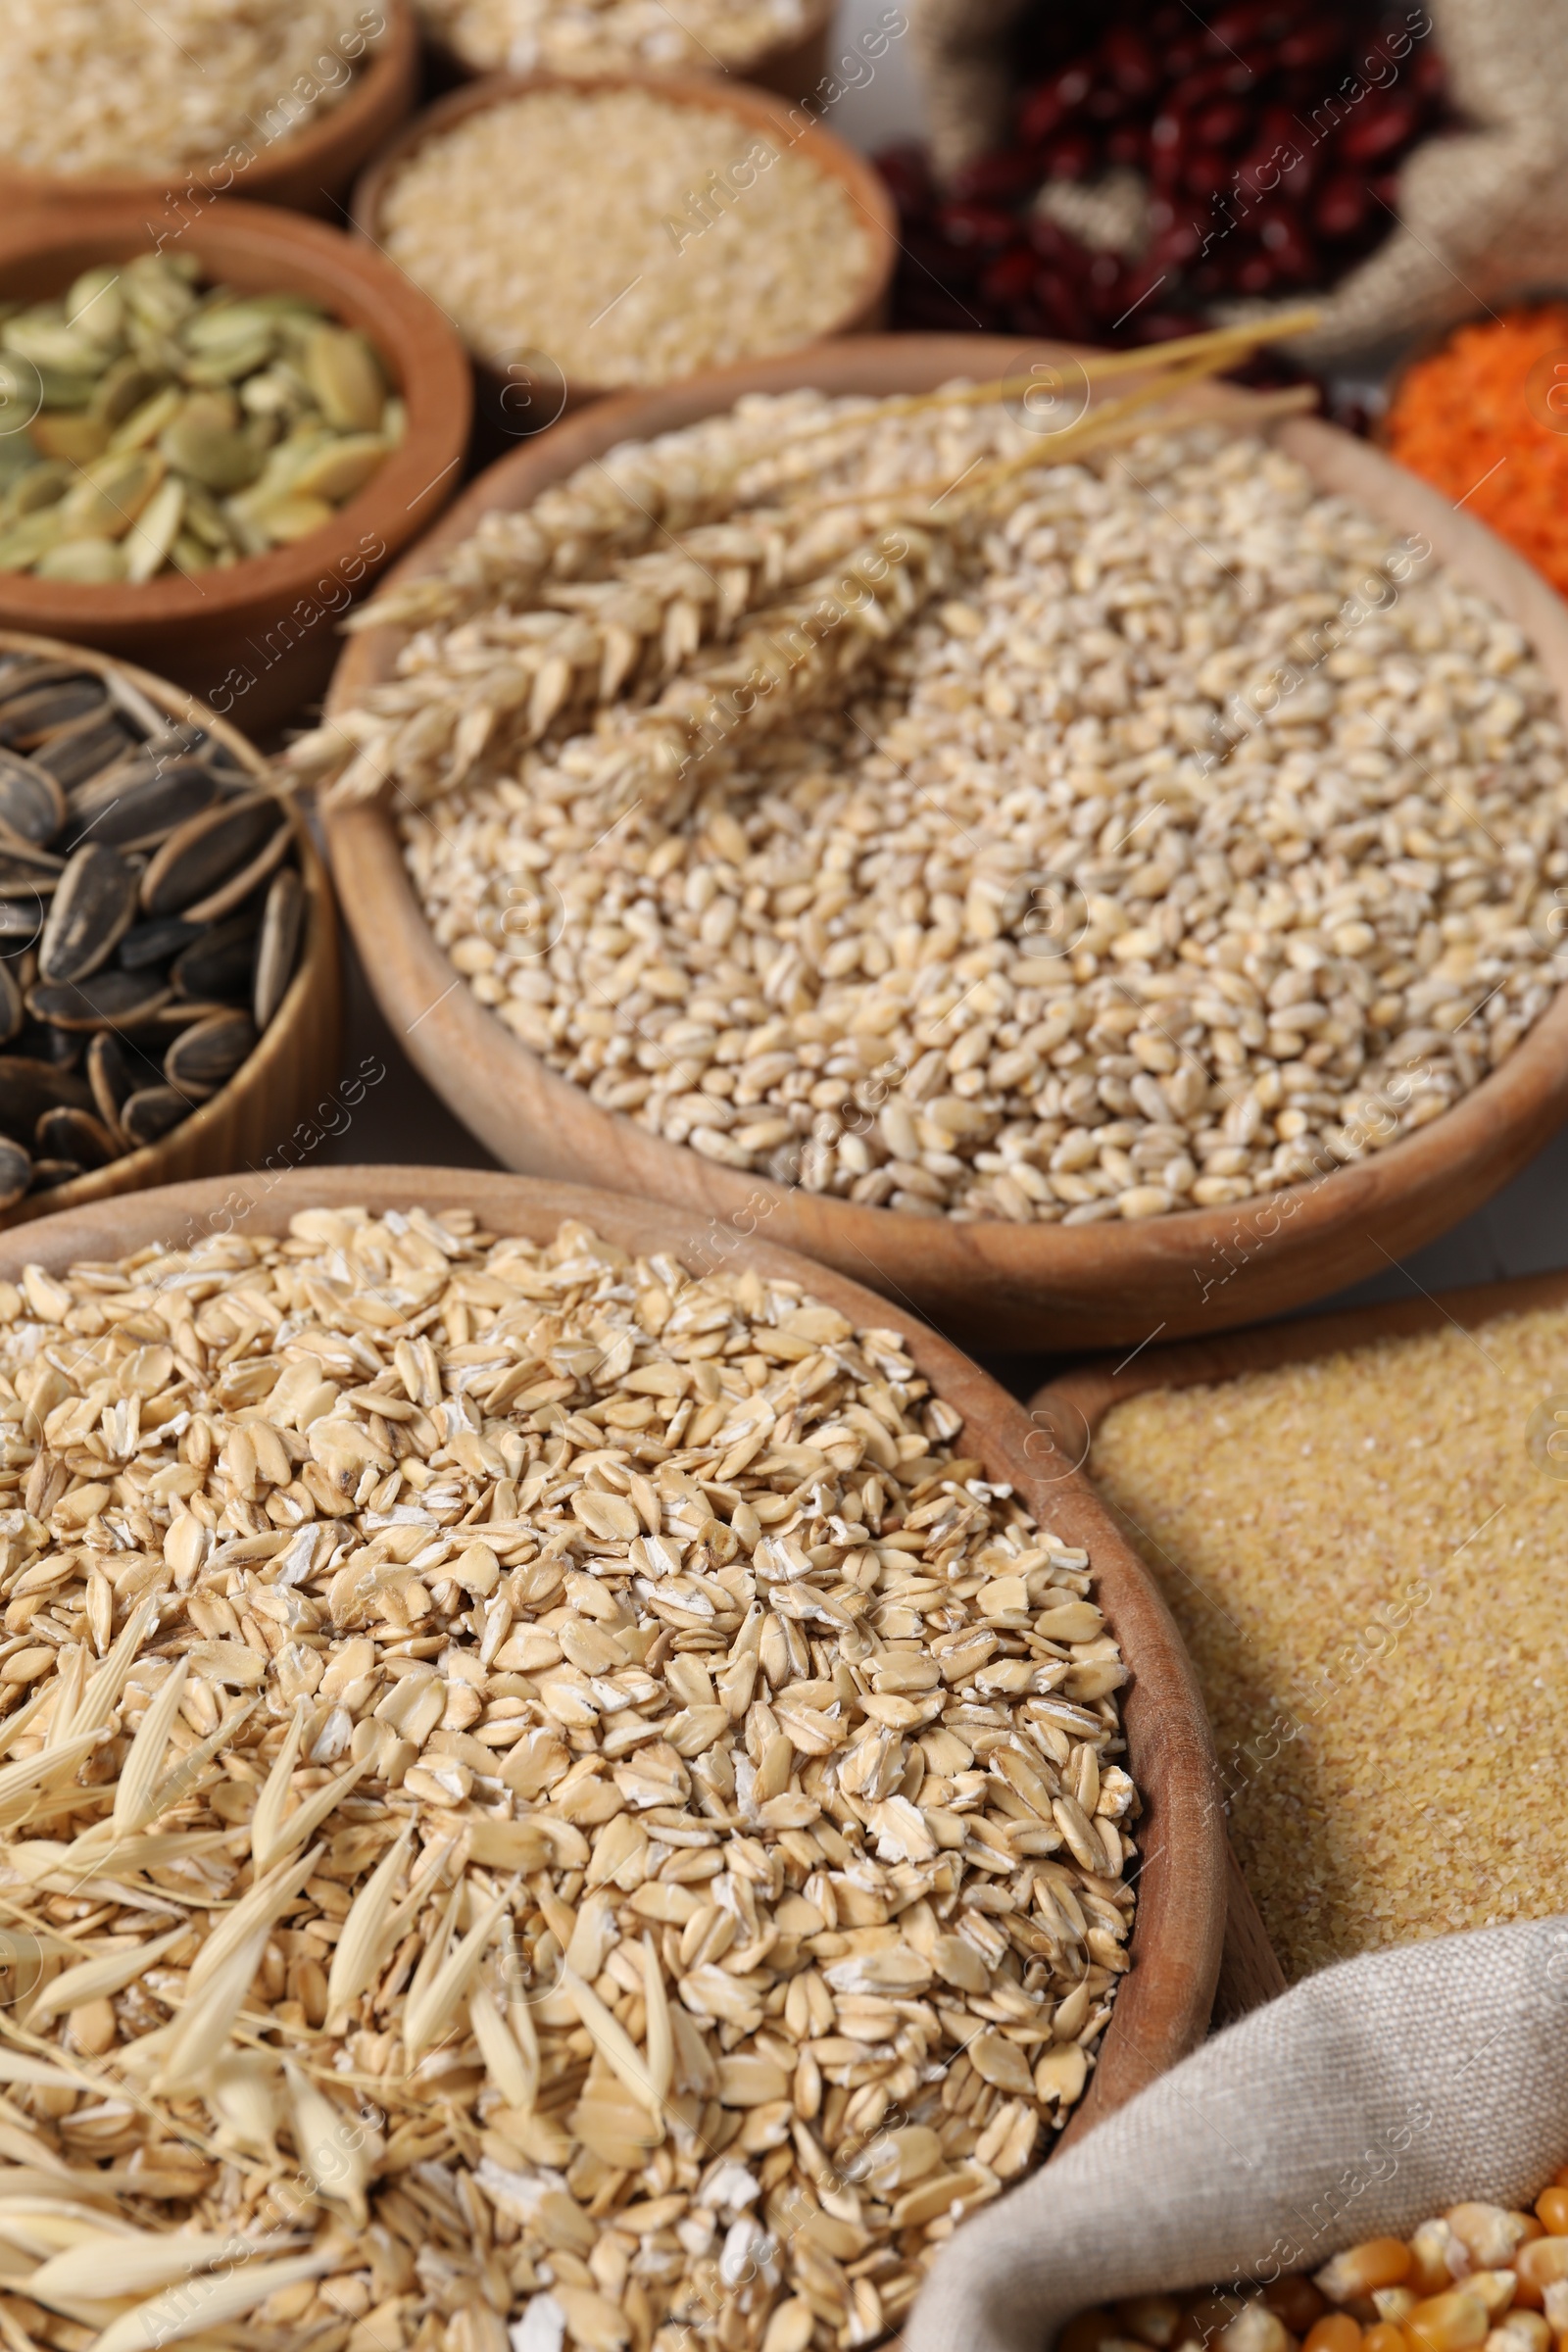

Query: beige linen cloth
[910,0,1568,363]
[906,1920,1568,2352]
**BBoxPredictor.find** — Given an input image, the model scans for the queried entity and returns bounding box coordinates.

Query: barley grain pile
[294,395,1568,1226]
[373,92,872,385]
[415,0,810,76]
[0,1205,1134,2352]
[0,0,376,178]
[1092,1304,1568,1980]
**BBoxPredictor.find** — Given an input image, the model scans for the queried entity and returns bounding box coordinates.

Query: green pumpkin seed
[0,439,39,496]
[0,514,66,571]
[303,323,385,432]
[35,539,127,584]
[3,318,105,376]
[183,325,276,386]
[170,530,214,574]
[124,477,183,584]
[59,449,166,541]
[8,464,70,518]
[92,357,171,428]
[109,382,184,454]
[29,414,109,466]
[255,493,334,545]
[123,255,198,335]
[64,269,125,352]
[285,430,388,505]
[34,368,100,413]
[159,393,263,492]
[381,395,407,447]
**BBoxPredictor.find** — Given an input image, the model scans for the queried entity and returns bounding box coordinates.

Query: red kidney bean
[1106,122,1147,167]
[1192,98,1250,146]
[875,142,932,219]
[1025,213,1087,270]
[1340,89,1422,161]
[1101,24,1160,98]
[1042,129,1100,180]
[979,243,1041,306]
[1184,146,1234,198]
[1314,172,1368,240]
[949,148,1048,204]
[932,201,1019,250]
[1277,21,1348,69]
[1031,269,1093,340]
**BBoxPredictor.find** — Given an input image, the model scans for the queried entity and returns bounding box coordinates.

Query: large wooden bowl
[322,333,1568,1350]
[0,0,418,220]
[0,1162,1226,2141]
[351,69,899,427]
[0,200,471,735]
[0,630,342,1234]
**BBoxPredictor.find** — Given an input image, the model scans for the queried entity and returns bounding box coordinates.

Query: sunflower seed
[0,963,22,1049]
[27,1156,82,1190]
[26,968,172,1029]
[253,864,304,1027]
[139,794,281,918]
[35,1104,116,1169]
[164,1009,256,1097]
[30,712,138,789]
[86,1030,134,1138]
[71,759,219,855]
[39,845,139,984]
[120,1084,187,1145]
[0,897,43,944]
[0,1136,29,1207]
[172,911,257,1001]
[0,678,105,745]
[0,1054,93,1142]
[0,752,65,845]
[179,814,290,925]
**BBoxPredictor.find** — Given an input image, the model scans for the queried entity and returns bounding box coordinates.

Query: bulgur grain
[1091,1304,1568,1979]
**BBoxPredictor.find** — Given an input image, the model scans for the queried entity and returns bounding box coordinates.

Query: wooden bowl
[0,629,343,1235]
[321,332,1568,1351]
[418,0,837,106]
[0,1161,1227,2137]
[0,199,471,737]
[350,69,899,428]
[0,0,418,220]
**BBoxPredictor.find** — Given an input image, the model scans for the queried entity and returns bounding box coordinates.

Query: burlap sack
[906,1918,1568,2352]
[909,0,1568,363]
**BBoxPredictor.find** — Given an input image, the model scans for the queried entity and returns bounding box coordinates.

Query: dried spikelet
[92,2248,334,2352]
[26,1928,185,2028]
[29,2230,254,2301]
[69,1597,157,1737]
[403,1893,508,2063]
[110,1661,188,1838]
[283,2059,368,2226]
[0,2051,94,2093]
[0,1735,103,1833]
[144,1922,272,2091]
[204,2049,281,2160]
[325,1825,411,2026]
[640,1935,671,2105]
[247,1700,304,1873]
[505,1971,540,2118]
[251,1755,367,1881]
[562,1967,660,2117]
[44,1648,86,1750]
[467,1982,531,2111]
[185,1842,319,1997]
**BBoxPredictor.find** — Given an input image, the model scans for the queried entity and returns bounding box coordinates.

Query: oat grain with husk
[0,1203,1137,2352]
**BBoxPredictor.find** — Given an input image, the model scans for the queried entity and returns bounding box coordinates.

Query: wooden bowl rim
[422,0,838,83]
[0,1159,1227,2134]
[0,0,417,208]
[348,65,900,401]
[0,195,472,633]
[0,626,333,1229]
[321,330,1568,1304]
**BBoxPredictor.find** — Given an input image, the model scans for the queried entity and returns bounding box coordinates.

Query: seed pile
[416,0,811,76]
[1065,2187,1568,2352]
[372,90,873,385]
[0,254,400,583]
[0,648,305,1201]
[0,0,377,179]
[294,391,1568,1225]
[0,1207,1135,2352]
[1090,1302,1568,1980]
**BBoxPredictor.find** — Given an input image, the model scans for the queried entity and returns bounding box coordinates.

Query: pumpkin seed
[0,754,65,846]
[164,1009,256,1098]
[39,845,139,984]
[160,392,263,493]
[172,912,257,1001]
[109,383,184,454]
[0,1138,30,1208]
[7,463,72,517]
[303,324,385,432]
[3,318,105,376]
[124,478,184,583]
[140,794,281,918]
[120,1085,187,1146]
[92,357,170,429]
[287,432,388,505]
[65,268,126,351]
[253,493,334,543]
[35,1104,115,1169]
[26,969,172,1030]
[36,539,127,584]
[29,414,110,466]
[253,865,303,1028]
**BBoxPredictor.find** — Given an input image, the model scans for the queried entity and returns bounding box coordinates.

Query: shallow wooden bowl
[0,0,418,220]
[350,69,899,428]
[420,0,838,106]
[0,1161,1226,2137]
[0,629,343,1234]
[1030,1261,1568,2010]
[322,332,1568,1350]
[0,200,471,735]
